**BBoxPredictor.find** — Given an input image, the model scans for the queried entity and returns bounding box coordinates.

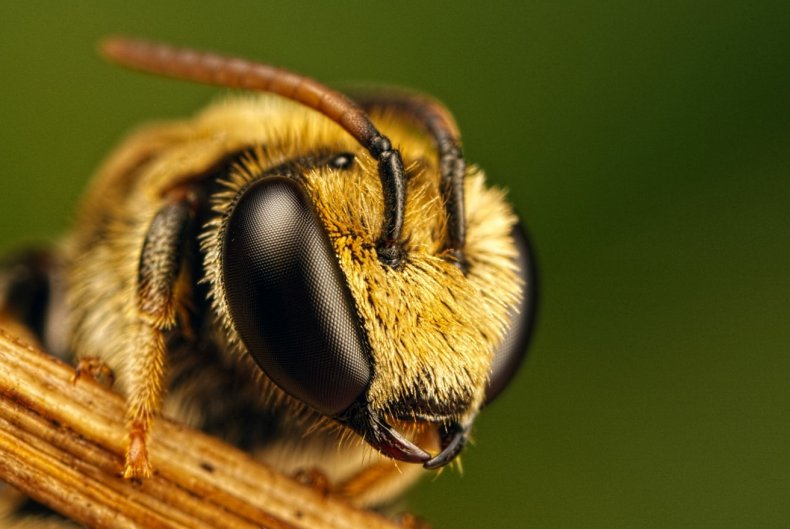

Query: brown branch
[0,327,407,529]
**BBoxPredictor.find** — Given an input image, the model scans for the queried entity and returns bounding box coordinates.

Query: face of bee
[201,134,536,469]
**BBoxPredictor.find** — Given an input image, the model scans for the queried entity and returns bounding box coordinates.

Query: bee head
[207,139,536,469]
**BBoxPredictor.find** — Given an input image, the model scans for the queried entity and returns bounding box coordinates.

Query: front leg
[124,195,194,479]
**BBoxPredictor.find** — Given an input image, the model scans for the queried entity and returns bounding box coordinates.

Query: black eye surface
[222,176,371,416]
[484,221,538,404]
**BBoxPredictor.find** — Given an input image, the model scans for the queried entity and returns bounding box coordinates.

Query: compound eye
[484,221,538,405]
[222,176,371,416]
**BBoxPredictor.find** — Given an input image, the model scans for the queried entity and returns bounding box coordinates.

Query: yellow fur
[63,94,523,506]
[200,98,521,424]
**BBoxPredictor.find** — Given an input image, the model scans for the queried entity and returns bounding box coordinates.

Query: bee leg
[124,196,194,479]
[292,468,331,496]
[73,356,116,386]
[352,90,467,268]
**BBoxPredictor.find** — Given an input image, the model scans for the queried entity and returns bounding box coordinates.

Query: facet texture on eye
[222,176,371,417]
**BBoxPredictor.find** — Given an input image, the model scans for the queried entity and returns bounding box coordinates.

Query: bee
[0,37,536,514]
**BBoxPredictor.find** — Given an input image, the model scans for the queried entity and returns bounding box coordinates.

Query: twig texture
[0,327,405,529]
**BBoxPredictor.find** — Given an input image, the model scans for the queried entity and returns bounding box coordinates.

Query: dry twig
[0,327,407,529]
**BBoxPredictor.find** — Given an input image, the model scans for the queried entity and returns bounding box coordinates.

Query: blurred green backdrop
[1,2,789,528]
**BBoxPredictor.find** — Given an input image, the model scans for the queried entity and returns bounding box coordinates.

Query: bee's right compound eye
[484,222,538,405]
[222,177,372,416]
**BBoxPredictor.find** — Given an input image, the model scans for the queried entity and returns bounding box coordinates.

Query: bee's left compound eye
[222,177,372,416]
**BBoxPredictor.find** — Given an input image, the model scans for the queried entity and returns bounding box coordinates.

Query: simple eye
[484,222,538,404]
[222,176,371,416]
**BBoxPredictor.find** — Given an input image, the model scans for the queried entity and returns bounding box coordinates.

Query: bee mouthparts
[336,402,468,468]
[336,402,430,464]
[423,421,468,469]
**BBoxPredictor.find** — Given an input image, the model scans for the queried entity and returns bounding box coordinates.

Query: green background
[1,2,789,528]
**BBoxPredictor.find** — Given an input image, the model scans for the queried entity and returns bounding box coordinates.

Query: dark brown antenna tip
[100,36,406,265]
